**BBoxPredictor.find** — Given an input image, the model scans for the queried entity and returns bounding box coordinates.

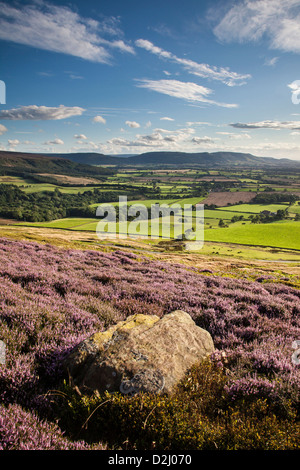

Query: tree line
[0,185,137,222]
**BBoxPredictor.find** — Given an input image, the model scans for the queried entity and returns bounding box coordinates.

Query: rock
[63,310,214,395]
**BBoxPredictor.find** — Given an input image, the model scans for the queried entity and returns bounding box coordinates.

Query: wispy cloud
[230,120,300,130]
[135,39,250,86]
[264,57,279,66]
[213,0,300,54]
[0,105,85,120]
[136,79,238,108]
[0,124,7,135]
[0,1,134,63]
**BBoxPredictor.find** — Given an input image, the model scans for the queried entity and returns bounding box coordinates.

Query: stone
[63,310,214,395]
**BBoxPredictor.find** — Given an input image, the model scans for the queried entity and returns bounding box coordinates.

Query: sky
[0,0,300,160]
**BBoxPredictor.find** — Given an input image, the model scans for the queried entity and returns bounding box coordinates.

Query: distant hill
[44,150,300,168]
[0,151,114,179]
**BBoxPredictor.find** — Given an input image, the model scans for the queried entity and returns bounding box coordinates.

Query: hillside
[0,236,299,450]
[0,151,114,179]
[44,150,300,168]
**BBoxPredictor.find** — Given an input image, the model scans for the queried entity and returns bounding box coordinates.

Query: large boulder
[63,310,214,395]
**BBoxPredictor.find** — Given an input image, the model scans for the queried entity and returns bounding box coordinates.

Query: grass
[90,197,204,209]
[17,218,98,229]
[204,209,251,220]
[218,203,290,213]
[205,220,300,251]
[289,203,300,214]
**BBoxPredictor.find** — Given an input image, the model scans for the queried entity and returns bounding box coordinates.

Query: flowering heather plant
[0,403,105,450]
[0,237,299,449]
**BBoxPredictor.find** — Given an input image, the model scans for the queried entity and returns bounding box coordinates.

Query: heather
[0,237,299,450]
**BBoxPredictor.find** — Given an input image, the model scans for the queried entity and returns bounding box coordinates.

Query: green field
[219,203,290,213]
[90,197,204,209]
[18,218,98,229]
[205,220,300,250]
[204,209,250,220]
[289,203,300,214]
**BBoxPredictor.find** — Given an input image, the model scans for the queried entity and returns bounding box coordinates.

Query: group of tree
[252,192,298,204]
[249,209,288,224]
[0,185,140,222]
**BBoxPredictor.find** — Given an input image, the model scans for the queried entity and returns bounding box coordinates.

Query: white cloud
[136,79,238,108]
[93,115,106,124]
[0,124,7,135]
[74,134,87,140]
[125,120,141,128]
[8,139,20,146]
[186,121,212,126]
[0,1,134,63]
[230,120,300,130]
[213,0,300,54]
[288,80,300,105]
[135,38,250,86]
[160,117,174,121]
[106,127,198,151]
[0,105,85,120]
[44,138,64,145]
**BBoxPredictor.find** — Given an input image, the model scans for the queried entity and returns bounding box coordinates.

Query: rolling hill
[44,150,300,168]
[0,151,114,178]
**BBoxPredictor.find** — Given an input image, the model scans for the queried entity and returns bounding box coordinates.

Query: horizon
[2,148,300,164]
[0,0,300,160]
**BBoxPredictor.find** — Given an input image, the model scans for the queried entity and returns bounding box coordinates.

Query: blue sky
[0,0,300,159]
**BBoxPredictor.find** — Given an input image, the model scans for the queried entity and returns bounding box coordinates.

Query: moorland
[0,149,299,450]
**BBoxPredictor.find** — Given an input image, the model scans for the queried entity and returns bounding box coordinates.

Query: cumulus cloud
[192,136,215,144]
[0,105,85,120]
[213,0,300,54]
[44,138,64,145]
[0,1,134,64]
[125,120,141,128]
[135,39,250,86]
[230,120,300,130]
[106,127,196,151]
[0,124,7,135]
[8,139,20,146]
[93,115,106,124]
[74,134,87,140]
[136,79,238,108]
